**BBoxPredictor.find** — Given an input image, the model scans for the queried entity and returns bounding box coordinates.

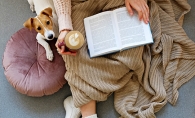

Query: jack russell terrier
[24,0,59,61]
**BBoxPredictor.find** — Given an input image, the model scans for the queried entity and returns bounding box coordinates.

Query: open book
[84,7,153,58]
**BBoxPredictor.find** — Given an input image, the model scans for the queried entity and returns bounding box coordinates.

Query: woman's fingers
[125,1,133,15]
[136,7,143,21]
[55,40,61,51]
[125,0,149,24]
[60,45,65,53]
[145,3,149,21]
[55,30,70,54]
[61,51,77,56]
[142,2,149,23]
[55,30,76,56]
[141,3,148,23]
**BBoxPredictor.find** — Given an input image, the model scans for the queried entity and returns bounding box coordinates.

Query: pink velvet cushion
[3,28,66,97]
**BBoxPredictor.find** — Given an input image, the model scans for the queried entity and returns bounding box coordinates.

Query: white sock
[84,114,98,118]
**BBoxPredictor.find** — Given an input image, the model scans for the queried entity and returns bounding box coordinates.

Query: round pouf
[2,28,66,97]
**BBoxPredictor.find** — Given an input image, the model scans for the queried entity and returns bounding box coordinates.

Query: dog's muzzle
[45,30,55,40]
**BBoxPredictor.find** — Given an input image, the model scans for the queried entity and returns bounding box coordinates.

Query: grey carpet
[0,0,195,118]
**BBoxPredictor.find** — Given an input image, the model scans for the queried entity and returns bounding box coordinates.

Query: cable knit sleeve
[53,0,73,32]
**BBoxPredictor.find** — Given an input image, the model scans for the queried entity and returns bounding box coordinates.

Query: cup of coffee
[58,31,84,53]
[65,31,84,51]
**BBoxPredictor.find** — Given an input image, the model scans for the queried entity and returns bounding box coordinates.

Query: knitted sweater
[53,0,73,32]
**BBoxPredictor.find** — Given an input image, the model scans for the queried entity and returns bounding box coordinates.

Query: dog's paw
[30,5,36,13]
[46,51,53,61]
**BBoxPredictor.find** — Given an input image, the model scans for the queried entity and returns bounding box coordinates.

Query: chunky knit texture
[53,0,73,32]
[54,0,195,117]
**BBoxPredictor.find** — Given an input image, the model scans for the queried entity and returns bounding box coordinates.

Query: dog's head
[23,7,55,40]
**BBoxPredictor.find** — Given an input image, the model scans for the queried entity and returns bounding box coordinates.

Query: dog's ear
[40,7,53,17]
[23,18,34,30]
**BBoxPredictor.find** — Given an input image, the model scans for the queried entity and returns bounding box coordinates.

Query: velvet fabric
[2,28,66,97]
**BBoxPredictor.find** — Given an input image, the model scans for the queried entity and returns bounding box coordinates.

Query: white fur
[27,0,59,61]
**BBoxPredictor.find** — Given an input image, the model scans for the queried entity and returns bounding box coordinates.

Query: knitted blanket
[62,0,195,117]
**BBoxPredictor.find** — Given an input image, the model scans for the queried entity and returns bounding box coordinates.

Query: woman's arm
[53,0,75,55]
[53,0,73,32]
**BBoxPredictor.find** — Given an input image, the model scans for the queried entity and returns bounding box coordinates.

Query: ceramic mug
[58,31,84,53]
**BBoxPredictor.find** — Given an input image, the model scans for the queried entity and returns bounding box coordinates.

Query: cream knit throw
[62,0,195,117]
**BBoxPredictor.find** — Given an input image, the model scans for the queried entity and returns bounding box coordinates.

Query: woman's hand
[125,0,149,24]
[55,30,76,55]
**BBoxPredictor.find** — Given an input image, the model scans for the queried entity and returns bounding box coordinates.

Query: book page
[113,7,153,49]
[84,11,120,57]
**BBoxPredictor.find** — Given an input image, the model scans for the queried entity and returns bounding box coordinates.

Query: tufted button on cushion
[2,28,66,97]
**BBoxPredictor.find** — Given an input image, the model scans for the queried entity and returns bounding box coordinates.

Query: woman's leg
[80,100,97,118]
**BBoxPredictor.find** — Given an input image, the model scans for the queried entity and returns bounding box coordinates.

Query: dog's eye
[46,21,50,25]
[37,27,41,30]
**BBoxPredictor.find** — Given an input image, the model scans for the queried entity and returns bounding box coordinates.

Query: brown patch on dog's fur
[23,7,53,36]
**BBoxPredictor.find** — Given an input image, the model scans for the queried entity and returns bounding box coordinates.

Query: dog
[24,0,59,61]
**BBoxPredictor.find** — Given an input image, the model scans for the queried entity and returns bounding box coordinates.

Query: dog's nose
[48,34,53,39]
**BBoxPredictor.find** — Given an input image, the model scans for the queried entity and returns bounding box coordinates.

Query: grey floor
[0,0,195,118]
